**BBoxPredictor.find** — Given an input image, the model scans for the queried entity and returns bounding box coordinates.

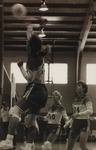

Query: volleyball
[11,3,27,18]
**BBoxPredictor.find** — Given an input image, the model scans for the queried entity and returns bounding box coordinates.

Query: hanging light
[38,28,46,38]
[39,0,48,11]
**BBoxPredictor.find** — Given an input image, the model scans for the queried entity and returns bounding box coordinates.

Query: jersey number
[73,106,80,113]
[49,114,55,120]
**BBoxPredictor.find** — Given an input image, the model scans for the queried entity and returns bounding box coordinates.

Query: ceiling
[2,0,96,54]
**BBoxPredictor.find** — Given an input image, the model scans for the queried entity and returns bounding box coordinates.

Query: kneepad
[9,106,22,121]
[44,141,52,150]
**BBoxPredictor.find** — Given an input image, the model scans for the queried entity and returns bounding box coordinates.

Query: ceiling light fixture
[39,0,48,11]
[38,28,46,38]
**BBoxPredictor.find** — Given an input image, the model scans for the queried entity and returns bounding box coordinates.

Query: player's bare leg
[0,106,22,149]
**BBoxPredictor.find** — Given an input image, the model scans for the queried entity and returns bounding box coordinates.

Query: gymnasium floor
[52,142,96,150]
[15,141,96,150]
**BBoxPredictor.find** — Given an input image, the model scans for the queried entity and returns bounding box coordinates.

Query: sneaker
[0,139,13,149]
[41,145,46,150]
[24,143,35,150]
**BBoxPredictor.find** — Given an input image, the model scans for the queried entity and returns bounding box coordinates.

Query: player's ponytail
[28,34,42,56]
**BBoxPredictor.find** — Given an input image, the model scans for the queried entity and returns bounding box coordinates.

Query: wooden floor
[52,142,96,150]
[15,141,96,150]
[0,141,96,150]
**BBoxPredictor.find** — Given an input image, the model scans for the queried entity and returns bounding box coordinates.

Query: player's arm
[17,61,36,82]
[63,118,73,128]
[38,113,49,121]
[78,101,93,116]
[62,110,69,122]
[26,24,34,40]
[43,113,50,121]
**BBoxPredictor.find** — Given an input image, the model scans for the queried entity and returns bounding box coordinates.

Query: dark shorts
[16,82,48,114]
[69,119,89,138]
[44,124,61,139]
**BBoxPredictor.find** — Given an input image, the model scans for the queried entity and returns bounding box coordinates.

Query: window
[45,63,68,84]
[10,63,68,84]
[86,64,96,84]
[10,63,27,83]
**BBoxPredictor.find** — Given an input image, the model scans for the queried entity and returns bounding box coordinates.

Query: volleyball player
[0,25,51,150]
[65,80,93,150]
[41,90,69,150]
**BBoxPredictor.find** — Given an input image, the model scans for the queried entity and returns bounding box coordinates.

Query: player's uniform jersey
[44,103,68,125]
[20,60,45,84]
[16,56,47,114]
[72,95,93,119]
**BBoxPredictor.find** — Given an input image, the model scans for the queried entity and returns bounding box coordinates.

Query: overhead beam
[78,0,94,52]
[76,0,95,81]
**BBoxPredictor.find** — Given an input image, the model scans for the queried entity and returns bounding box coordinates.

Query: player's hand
[38,115,44,120]
[45,45,52,54]
[71,113,79,119]
[64,118,73,128]
[17,61,23,68]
